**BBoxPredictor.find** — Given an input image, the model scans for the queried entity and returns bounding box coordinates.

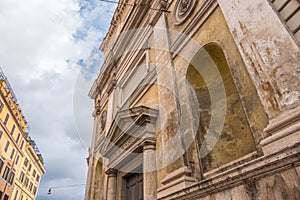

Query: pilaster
[142,138,157,200]
[153,12,195,199]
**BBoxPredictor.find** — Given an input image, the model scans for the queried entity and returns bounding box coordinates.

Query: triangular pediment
[100,106,158,168]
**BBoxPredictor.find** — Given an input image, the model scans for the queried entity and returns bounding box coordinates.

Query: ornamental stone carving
[172,0,197,25]
[100,110,107,129]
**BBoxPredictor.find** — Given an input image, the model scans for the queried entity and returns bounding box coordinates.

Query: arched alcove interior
[186,44,256,172]
[94,161,103,199]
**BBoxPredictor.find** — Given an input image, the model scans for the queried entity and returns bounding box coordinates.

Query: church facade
[85,0,300,199]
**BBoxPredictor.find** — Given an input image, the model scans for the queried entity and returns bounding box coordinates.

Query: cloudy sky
[0,0,116,199]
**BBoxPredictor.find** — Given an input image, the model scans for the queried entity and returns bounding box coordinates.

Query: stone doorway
[125,173,143,200]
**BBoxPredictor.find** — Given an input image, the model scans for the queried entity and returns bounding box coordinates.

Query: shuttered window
[270,0,300,42]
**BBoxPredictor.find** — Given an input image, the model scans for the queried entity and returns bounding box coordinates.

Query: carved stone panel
[172,0,197,25]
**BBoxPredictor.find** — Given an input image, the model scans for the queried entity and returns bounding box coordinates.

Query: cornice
[159,143,300,199]
[100,0,130,52]
[99,106,158,157]
[88,79,99,99]
[27,145,46,174]
[89,0,165,100]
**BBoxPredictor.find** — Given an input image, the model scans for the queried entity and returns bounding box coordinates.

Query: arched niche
[186,43,256,172]
[94,160,103,200]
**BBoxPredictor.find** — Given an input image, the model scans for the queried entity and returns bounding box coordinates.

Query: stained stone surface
[84,0,300,200]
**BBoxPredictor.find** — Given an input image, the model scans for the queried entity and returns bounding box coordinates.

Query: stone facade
[85,0,300,199]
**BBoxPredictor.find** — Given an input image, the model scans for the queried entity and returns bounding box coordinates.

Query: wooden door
[126,173,143,200]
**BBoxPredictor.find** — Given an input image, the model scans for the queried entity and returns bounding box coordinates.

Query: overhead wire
[40,184,86,189]
[98,0,170,12]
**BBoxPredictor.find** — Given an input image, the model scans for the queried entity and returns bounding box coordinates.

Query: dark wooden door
[126,173,143,200]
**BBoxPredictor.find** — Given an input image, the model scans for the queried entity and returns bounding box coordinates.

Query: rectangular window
[25,177,29,187]
[3,113,9,125]
[32,170,36,177]
[2,165,10,180]
[28,164,32,172]
[33,186,37,195]
[8,170,15,185]
[11,124,15,135]
[4,141,9,152]
[16,133,20,144]
[20,195,23,200]
[3,194,8,200]
[10,149,15,159]
[15,155,20,165]
[36,174,40,182]
[13,190,18,200]
[24,158,28,167]
[0,130,3,139]
[29,182,33,191]
[0,100,4,112]
[270,0,300,42]
[19,172,25,183]
[20,140,24,150]
[0,159,4,174]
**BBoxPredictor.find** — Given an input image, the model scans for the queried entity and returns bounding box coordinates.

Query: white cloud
[0,0,116,199]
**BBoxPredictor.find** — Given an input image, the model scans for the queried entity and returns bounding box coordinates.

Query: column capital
[141,138,156,151]
[105,168,118,177]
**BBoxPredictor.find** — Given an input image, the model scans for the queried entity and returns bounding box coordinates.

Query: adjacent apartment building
[85,0,300,199]
[0,68,45,200]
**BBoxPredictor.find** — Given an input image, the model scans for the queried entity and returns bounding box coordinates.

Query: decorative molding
[141,138,156,151]
[105,168,118,177]
[158,142,300,199]
[260,106,300,154]
[100,106,159,169]
[158,166,196,199]
[170,0,218,58]
[100,110,107,129]
[120,67,157,110]
[95,100,101,116]
[172,0,197,25]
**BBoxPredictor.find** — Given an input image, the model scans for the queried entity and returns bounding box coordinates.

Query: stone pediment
[100,106,158,168]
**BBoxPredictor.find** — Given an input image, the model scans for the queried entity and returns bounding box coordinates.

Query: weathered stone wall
[202,166,300,200]
[159,143,300,200]
[218,0,300,118]
[85,0,300,199]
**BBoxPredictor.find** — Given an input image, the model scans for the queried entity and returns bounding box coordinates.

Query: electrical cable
[98,0,170,12]
[40,184,86,189]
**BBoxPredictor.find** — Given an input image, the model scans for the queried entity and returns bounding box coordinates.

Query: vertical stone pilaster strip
[153,12,185,174]
[84,109,101,200]
[142,139,157,200]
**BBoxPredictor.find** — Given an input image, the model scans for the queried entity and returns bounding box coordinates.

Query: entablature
[98,106,158,169]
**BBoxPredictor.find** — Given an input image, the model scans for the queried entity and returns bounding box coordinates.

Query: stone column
[106,168,117,200]
[142,138,157,200]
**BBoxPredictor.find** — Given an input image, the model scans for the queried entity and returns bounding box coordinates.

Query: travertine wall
[218,0,300,118]
[85,0,300,199]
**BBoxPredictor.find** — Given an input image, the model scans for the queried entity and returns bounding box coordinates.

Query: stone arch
[186,43,256,172]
